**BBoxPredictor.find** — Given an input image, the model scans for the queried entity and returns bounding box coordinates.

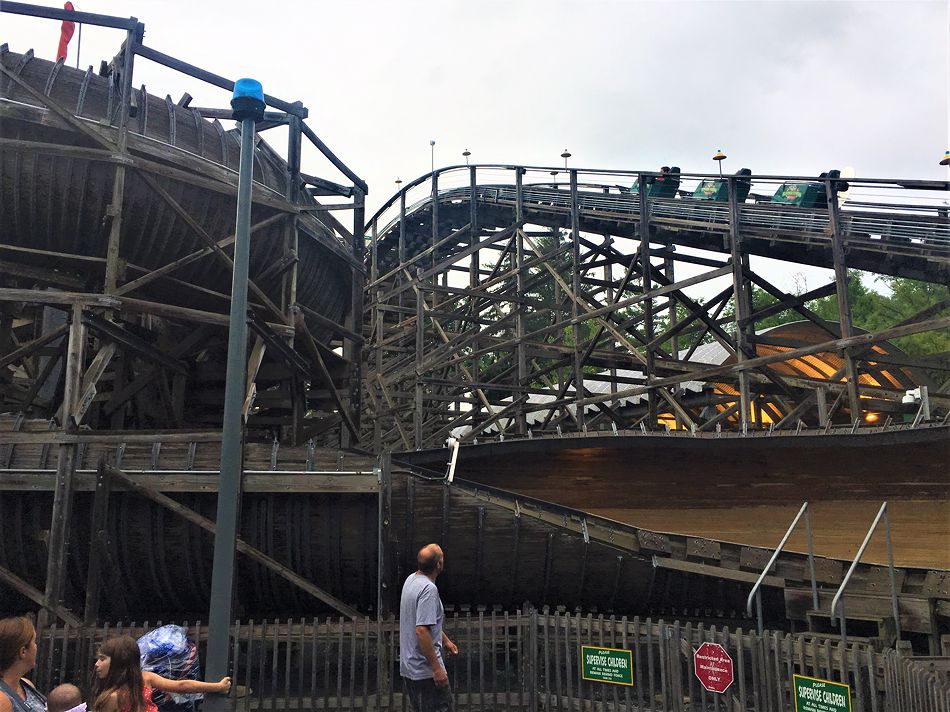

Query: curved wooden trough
[1,415,945,644]
[0,45,364,436]
[0,48,351,335]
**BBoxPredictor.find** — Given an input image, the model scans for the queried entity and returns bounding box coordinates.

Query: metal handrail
[365,163,950,228]
[745,501,818,634]
[369,176,950,255]
[830,501,902,645]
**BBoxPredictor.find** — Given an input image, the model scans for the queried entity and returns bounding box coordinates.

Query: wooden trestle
[363,166,949,451]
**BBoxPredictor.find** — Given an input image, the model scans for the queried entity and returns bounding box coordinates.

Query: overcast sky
[3,0,948,293]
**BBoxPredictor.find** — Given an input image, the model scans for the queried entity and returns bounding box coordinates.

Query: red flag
[57,2,76,62]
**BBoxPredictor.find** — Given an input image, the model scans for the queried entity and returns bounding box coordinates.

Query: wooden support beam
[0,259,86,289]
[117,297,294,337]
[136,171,288,325]
[103,326,211,417]
[637,172,657,427]
[19,345,64,413]
[0,288,119,308]
[114,214,287,296]
[653,556,785,587]
[0,430,222,445]
[728,178,753,430]
[73,342,116,425]
[81,313,188,375]
[296,303,363,344]
[0,324,68,370]
[103,464,360,618]
[0,470,378,493]
[40,304,85,629]
[0,562,81,627]
[83,460,112,625]
[570,316,950,409]
[376,376,412,451]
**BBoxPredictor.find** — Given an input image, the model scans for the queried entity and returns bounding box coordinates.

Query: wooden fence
[35,608,950,711]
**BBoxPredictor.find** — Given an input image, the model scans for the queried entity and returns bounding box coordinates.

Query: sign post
[793,674,852,712]
[580,645,634,686]
[693,642,734,694]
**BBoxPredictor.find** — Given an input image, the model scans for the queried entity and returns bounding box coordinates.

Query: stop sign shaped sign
[694,642,734,693]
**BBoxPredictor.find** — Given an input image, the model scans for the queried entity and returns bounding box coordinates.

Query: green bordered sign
[793,674,852,712]
[580,645,633,686]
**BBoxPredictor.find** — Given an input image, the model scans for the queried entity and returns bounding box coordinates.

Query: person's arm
[441,631,458,656]
[143,671,231,695]
[414,626,448,688]
[0,693,12,712]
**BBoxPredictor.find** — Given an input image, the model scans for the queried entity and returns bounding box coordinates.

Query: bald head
[417,543,444,577]
[47,683,83,712]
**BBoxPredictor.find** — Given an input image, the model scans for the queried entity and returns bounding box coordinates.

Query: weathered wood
[117,297,295,336]
[0,470,378,493]
[73,342,116,425]
[293,312,359,441]
[0,561,81,627]
[0,323,68,370]
[103,464,361,617]
[103,326,212,417]
[653,556,785,587]
[0,430,223,445]
[0,259,86,289]
[0,288,120,307]
[113,214,288,297]
[136,170,288,324]
[83,460,113,625]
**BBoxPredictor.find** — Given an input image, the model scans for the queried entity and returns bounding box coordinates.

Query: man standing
[400,543,458,712]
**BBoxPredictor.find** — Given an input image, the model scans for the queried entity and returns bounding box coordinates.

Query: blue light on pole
[231,78,265,122]
[205,75,266,712]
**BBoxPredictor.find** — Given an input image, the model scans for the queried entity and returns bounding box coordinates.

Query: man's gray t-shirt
[399,572,445,680]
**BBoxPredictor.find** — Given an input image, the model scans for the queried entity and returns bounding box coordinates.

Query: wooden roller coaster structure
[1,4,947,652]
[1,2,366,627]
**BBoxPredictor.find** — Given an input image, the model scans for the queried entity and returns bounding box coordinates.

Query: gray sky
[3,0,948,294]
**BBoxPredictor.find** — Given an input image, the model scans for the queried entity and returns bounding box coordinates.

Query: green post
[205,78,266,712]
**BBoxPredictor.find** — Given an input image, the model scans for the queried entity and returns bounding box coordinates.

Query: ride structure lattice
[0,2,367,626]
[364,165,950,451]
[0,3,367,446]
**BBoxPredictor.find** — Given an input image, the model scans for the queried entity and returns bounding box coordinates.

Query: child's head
[91,636,145,712]
[47,683,84,712]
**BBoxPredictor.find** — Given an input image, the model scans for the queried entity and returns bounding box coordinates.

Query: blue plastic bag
[137,625,203,712]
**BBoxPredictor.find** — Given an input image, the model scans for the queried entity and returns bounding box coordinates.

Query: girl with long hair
[0,616,45,712]
[91,636,230,712]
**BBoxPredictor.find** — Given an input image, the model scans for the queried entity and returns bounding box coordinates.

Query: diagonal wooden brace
[103,464,360,619]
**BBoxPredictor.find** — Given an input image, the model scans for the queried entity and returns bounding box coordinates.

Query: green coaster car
[691,168,752,202]
[629,166,681,198]
[770,170,849,208]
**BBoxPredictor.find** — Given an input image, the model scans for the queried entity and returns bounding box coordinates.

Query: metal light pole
[430,139,435,173]
[204,77,265,712]
[462,148,471,166]
[713,149,727,176]
[561,149,571,169]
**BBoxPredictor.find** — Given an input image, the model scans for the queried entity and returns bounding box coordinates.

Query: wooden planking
[0,470,378,493]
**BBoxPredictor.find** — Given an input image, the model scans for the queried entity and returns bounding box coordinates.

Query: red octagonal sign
[694,642,734,693]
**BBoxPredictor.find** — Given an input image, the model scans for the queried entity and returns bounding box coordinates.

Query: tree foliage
[745,271,949,361]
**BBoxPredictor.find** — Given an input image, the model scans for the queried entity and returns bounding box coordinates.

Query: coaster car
[771,169,850,208]
[691,168,753,202]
